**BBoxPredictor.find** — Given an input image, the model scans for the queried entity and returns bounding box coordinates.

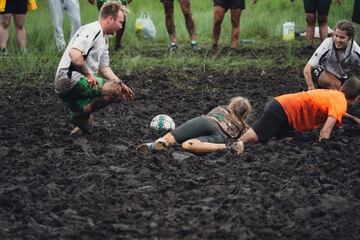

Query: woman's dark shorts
[171,116,225,144]
[214,0,245,10]
[0,0,27,14]
[251,100,294,143]
[303,0,332,16]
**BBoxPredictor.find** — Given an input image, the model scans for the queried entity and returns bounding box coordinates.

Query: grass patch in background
[0,0,356,86]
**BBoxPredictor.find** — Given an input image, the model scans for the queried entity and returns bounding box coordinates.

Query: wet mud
[1,56,360,239]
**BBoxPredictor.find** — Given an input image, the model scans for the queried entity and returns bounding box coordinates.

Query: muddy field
[1,49,360,239]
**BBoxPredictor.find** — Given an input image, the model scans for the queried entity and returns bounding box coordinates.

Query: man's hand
[85,74,98,87]
[120,83,135,100]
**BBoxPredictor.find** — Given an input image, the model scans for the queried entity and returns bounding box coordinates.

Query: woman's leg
[0,13,12,49]
[181,139,227,154]
[13,14,26,49]
[230,8,241,49]
[212,6,226,52]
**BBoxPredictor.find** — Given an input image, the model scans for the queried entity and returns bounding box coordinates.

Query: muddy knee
[318,72,341,90]
[306,14,316,26]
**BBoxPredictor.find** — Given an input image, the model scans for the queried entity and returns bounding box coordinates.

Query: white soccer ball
[150,114,176,131]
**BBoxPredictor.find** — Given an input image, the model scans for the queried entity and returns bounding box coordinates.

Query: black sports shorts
[0,0,27,14]
[251,100,294,143]
[171,116,225,144]
[303,0,332,16]
[214,0,245,10]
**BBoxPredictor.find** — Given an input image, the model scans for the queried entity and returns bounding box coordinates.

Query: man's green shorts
[60,76,105,113]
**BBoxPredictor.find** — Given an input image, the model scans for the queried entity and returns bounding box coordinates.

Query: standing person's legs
[353,0,360,24]
[48,0,66,50]
[13,14,26,49]
[163,0,176,44]
[178,0,196,42]
[230,8,241,49]
[0,14,12,49]
[317,0,332,41]
[64,0,81,38]
[212,5,226,52]
[303,0,316,47]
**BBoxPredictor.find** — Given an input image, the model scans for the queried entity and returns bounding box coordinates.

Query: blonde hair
[227,96,251,120]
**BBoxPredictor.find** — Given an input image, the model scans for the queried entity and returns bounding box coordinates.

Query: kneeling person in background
[54,2,134,134]
[232,77,360,155]
[136,97,251,155]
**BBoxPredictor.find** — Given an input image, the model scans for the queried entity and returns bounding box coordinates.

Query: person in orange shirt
[228,77,360,155]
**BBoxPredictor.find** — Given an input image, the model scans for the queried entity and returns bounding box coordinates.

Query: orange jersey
[275,89,347,132]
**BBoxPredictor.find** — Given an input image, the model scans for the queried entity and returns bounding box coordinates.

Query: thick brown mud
[0,59,360,239]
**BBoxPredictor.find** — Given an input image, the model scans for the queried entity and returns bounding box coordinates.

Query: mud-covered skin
[0,63,359,239]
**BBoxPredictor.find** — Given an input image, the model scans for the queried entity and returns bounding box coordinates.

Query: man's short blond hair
[100,1,126,20]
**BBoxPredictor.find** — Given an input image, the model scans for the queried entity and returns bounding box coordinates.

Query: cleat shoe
[169,42,178,51]
[154,137,168,151]
[227,140,244,155]
[136,142,156,155]
[191,41,200,50]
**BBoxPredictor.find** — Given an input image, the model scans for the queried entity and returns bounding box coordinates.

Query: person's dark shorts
[311,65,347,87]
[59,76,105,115]
[171,116,225,144]
[251,100,295,143]
[0,0,27,14]
[303,0,332,16]
[214,0,245,10]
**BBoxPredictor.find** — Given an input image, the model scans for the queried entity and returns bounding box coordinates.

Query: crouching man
[231,77,360,155]
[54,2,134,134]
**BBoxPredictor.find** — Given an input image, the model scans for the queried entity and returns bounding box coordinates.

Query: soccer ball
[150,114,176,131]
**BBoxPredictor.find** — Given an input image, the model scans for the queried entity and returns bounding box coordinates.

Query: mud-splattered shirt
[275,89,347,132]
[308,37,360,80]
[54,21,109,95]
[204,106,248,139]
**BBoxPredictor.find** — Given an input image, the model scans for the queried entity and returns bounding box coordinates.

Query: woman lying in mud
[136,96,251,155]
[231,77,360,155]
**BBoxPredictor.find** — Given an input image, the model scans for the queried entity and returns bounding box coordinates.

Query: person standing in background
[352,0,360,24]
[0,0,37,55]
[160,0,199,50]
[212,0,257,53]
[89,0,132,50]
[302,0,342,53]
[48,0,81,51]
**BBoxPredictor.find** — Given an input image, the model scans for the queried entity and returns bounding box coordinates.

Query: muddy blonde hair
[227,96,251,120]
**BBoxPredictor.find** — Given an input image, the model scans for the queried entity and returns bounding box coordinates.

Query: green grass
[0,0,356,85]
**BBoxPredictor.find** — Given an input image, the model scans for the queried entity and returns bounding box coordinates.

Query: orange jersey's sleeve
[275,89,347,132]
